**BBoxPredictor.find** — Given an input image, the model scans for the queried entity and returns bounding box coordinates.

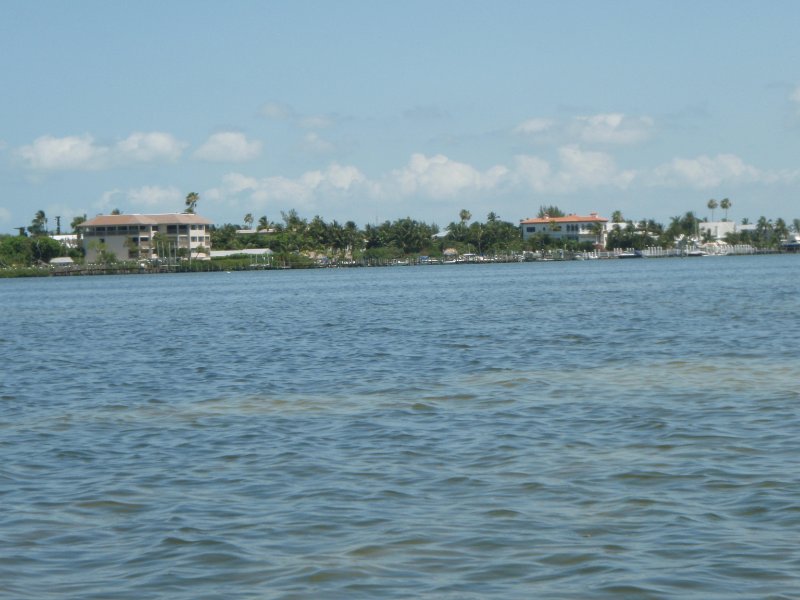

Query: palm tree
[185,192,199,213]
[707,199,718,221]
[611,210,623,224]
[243,213,254,229]
[589,221,605,248]
[28,210,47,236]
[774,218,789,241]
[258,215,269,230]
[720,198,731,221]
[459,209,471,224]
[71,214,87,233]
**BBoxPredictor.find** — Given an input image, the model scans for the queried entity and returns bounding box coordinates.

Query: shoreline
[0,247,789,279]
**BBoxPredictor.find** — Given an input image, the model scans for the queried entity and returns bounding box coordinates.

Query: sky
[2,0,800,233]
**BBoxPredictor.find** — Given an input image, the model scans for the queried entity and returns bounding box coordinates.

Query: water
[1,256,799,599]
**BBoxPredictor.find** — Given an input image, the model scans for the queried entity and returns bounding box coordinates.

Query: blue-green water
[1,256,799,599]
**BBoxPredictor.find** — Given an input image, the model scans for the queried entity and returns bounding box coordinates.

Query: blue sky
[2,0,800,232]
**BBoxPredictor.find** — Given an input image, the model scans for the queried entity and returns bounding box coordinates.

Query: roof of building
[520,213,608,225]
[78,213,213,227]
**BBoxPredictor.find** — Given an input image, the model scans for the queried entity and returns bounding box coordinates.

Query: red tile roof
[78,213,213,227]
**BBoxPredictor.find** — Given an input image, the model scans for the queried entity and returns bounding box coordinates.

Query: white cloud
[260,102,334,130]
[208,164,370,210]
[390,153,508,199]
[325,164,366,190]
[116,132,186,162]
[127,185,184,208]
[301,132,336,154]
[222,173,261,194]
[512,145,635,193]
[193,132,262,162]
[512,155,553,192]
[556,144,636,189]
[93,186,183,211]
[261,102,293,119]
[18,132,187,170]
[571,113,654,144]
[649,154,776,188]
[513,118,555,135]
[95,189,123,211]
[18,134,109,170]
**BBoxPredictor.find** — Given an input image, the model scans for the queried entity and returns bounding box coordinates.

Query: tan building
[520,213,608,247]
[78,213,212,263]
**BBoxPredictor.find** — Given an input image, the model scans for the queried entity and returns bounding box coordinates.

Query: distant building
[50,234,79,248]
[236,228,276,235]
[698,220,739,241]
[519,213,608,247]
[78,213,212,262]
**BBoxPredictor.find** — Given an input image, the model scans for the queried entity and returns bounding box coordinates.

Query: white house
[520,213,608,247]
[698,220,739,241]
[78,213,213,262]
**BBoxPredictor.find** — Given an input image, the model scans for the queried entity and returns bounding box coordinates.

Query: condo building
[78,213,212,263]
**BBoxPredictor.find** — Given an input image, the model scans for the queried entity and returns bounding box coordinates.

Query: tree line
[3,199,800,269]
[210,209,525,262]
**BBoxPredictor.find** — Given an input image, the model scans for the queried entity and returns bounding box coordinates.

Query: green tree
[755,216,773,247]
[774,218,789,241]
[707,198,718,221]
[28,210,47,236]
[0,236,33,266]
[71,214,87,232]
[243,213,254,230]
[185,192,199,213]
[459,209,472,224]
[538,205,565,218]
[389,217,435,254]
[89,240,117,265]
[611,210,624,224]
[720,198,731,220]
[258,215,269,230]
[589,221,606,248]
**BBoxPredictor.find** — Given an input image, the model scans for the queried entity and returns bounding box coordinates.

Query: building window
[526,226,535,233]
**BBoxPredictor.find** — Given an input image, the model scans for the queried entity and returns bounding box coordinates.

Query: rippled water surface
[2,256,799,598]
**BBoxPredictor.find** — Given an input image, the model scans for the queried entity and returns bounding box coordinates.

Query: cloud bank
[18,132,187,170]
[193,132,262,162]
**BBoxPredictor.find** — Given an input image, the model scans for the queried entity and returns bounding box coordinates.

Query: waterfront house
[697,220,739,242]
[78,213,213,263]
[520,213,608,248]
